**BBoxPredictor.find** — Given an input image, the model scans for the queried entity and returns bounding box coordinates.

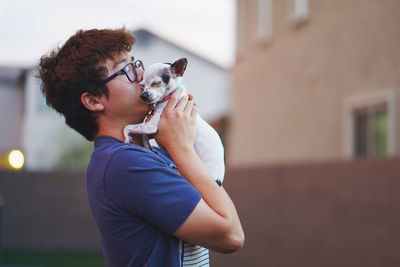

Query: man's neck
[95,116,146,146]
[95,129,144,147]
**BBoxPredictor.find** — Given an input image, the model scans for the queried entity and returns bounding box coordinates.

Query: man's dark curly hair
[39,28,135,141]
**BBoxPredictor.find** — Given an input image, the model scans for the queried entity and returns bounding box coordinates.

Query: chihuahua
[123,58,225,185]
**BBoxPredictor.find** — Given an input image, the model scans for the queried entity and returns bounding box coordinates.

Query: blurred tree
[53,128,93,171]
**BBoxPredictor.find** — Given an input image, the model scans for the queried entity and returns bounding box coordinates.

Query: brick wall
[211,157,400,267]
[0,171,100,250]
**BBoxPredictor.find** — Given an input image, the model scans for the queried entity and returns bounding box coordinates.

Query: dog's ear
[170,58,188,77]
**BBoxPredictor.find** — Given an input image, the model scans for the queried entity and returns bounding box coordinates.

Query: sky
[0,0,236,68]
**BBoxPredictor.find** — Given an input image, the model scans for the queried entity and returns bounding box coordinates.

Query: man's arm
[172,147,244,253]
[155,90,244,253]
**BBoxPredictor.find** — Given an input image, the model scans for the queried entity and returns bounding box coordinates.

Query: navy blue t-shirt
[86,136,201,267]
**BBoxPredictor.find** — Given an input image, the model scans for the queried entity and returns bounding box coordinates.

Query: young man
[39,28,244,266]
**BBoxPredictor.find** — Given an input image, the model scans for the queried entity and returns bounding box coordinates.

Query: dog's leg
[123,107,164,143]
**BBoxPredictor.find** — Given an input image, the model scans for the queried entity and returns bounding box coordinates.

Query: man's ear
[170,58,188,77]
[81,92,104,112]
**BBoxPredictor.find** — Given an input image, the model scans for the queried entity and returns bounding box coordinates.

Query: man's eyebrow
[113,58,128,69]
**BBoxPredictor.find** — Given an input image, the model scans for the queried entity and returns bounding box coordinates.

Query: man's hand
[154,89,198,155]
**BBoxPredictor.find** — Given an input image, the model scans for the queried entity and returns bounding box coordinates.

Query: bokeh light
[8,149,24,169]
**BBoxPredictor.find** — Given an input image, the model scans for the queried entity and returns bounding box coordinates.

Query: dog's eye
[152,81,162,87]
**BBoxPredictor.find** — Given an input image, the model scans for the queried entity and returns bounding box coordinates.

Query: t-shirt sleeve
[104,147,201,234]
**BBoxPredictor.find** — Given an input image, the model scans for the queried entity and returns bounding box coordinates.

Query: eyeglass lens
[125,64,136,81]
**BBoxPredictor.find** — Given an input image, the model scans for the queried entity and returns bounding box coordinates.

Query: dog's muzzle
[140,92,151,102]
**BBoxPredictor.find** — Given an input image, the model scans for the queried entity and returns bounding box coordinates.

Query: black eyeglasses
[103,60,144,83]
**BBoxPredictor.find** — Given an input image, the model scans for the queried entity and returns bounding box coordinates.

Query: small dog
[123,58,225,185]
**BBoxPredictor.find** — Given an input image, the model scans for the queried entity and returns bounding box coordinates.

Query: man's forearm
[168,145,244,248]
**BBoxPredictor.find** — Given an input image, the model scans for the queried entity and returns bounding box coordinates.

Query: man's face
[101,52,150,124]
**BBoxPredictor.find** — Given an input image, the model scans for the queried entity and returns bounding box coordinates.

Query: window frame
[287,0,309,26]
[343,90,397,158]
[256,0,273,44]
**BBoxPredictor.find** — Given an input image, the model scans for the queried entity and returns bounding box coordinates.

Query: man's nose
[136,69,144,83]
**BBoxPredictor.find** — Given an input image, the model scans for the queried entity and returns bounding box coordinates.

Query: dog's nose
[141,92,150,102]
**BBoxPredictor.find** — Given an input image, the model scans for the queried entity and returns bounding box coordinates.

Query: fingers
[183,95,194,114]
[165,89,182,111]
[175,94,189,113]
[183,94,197,118]
[191,101,198,119]
[164,90,197,118]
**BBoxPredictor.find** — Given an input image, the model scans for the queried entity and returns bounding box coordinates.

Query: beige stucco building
[227,0,400,168]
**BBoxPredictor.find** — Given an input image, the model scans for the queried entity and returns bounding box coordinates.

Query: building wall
[0,171,101,250]
[0,68,24,153]
[211,156,400,267]
[228,0,400,168]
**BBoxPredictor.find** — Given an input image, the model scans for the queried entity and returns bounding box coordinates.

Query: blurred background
[0,0,400,266]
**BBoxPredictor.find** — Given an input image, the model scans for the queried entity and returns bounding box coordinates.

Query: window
[256,0,273,44]
[344,90,397,159]
[353,105,388,157]
[288,0,309,26]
